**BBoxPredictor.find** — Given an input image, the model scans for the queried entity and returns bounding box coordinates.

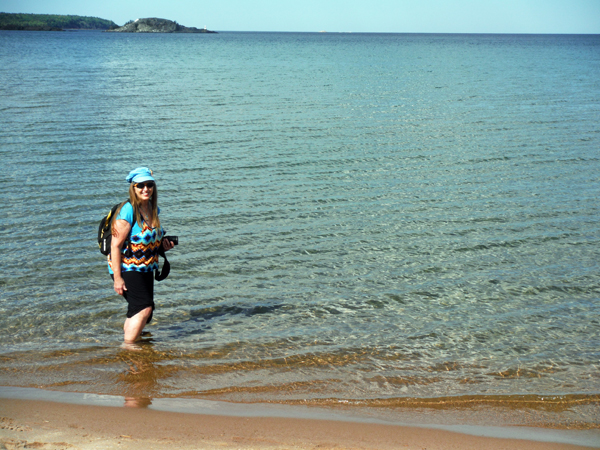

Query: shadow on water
[161,301,286,339]
[189,302,286,320]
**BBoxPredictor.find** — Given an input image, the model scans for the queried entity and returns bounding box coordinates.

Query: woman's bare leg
[123,307,153,344]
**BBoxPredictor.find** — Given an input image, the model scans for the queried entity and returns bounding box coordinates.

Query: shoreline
[1,387,599,449]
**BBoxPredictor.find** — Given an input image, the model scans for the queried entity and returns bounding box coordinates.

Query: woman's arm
[111,219,132,295]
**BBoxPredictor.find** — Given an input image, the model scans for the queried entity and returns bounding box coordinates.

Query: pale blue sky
[1,0,599,33]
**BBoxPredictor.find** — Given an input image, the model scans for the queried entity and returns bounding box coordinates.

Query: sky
[1,0,599,33]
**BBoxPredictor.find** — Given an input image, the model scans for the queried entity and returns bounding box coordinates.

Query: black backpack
[98,200,130,256]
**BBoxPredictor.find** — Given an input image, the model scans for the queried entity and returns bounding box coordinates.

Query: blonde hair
[111,182,161,235]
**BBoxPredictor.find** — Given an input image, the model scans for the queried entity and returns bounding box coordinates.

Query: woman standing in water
[109,167,174,344]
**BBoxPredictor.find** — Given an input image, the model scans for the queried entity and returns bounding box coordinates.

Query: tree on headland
[0,13,117,30]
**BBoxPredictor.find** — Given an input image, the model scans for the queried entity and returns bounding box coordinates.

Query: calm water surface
[0,31,599,426]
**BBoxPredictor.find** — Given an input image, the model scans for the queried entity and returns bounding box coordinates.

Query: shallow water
[0,31,599,426]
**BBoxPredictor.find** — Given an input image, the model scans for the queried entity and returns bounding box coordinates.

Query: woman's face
[134,181,154,202]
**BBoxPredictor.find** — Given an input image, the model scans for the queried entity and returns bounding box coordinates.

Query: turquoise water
[0,31,599,424]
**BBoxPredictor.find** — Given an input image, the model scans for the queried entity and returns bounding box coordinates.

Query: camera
[164,235,178,245]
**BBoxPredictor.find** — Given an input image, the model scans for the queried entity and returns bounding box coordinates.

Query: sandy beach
[1,398,597,450]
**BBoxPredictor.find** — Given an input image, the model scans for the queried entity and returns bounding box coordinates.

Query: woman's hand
[163,238,175,252]
[114,276,127,295]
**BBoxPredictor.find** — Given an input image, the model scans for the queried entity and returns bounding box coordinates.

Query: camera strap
[155,246,171,281]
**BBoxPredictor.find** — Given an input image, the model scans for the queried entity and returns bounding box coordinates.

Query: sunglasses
[135,182,155,189]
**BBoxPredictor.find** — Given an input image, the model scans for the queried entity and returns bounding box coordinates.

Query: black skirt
[111,271,155,320]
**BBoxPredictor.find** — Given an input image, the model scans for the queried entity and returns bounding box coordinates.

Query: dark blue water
[0,31,599,425]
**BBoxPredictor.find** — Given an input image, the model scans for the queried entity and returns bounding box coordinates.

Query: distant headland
[106,18,216,33]
[0,13,216,33]
[0,13,117,31]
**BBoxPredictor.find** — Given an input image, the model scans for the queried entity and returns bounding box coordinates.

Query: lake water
[1,30,599,428]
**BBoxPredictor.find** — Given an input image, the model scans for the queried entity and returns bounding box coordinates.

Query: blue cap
[126,167,155,184]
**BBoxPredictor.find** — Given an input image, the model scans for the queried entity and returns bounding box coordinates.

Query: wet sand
[1,398,597,450]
